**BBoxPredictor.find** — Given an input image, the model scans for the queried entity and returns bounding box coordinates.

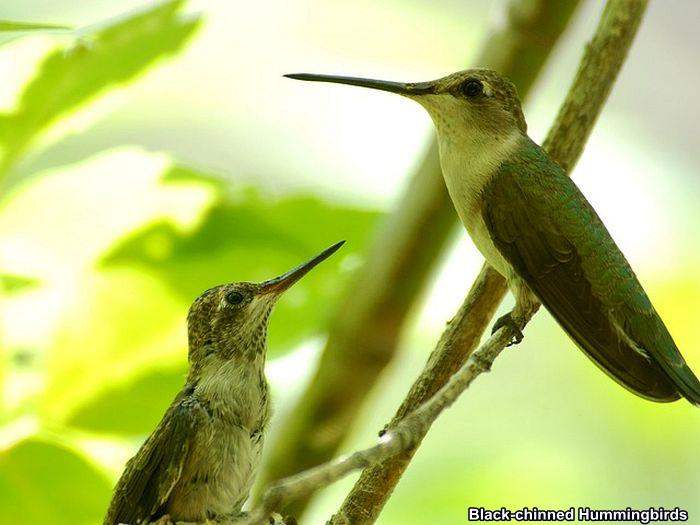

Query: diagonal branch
[256,0,582,515]
[241,318,529,525]
[329,1,649,523]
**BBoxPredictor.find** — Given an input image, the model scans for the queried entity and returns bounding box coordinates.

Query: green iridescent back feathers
[483,138,700,404]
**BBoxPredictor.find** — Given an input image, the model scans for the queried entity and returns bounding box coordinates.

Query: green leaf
[9,151,211,427]
[0,21,71,32]
[42,270,186,425]
[161,164,225,190]
[0,0,201,176]
[67,364,186,436]
[0,436,111,525]
[103,189,382,355]
[0,273,40,294]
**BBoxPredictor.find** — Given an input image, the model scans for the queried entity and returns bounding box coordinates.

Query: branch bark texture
[257,0,581,515]
[243,319,529,525]
[330,0,649,523]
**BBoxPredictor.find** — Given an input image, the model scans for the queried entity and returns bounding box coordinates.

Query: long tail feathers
[654,358,700,407]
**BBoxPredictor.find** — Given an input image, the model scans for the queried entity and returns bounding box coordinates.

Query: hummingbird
[285,69,700,406]
[104,241,344,525]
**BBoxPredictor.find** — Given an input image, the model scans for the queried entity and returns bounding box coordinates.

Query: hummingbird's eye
[461,79,483,98]
[225,291,245,306]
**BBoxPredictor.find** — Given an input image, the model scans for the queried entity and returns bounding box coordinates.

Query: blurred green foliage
[0,21,71,32]
[103,179,380,353]
[0,2,382,523]
[0,20,72,48]
[0,0,200,178]
[61,178,379,438]
[0,437,111,524]
[67,363,186,437]
[0,273,39,294]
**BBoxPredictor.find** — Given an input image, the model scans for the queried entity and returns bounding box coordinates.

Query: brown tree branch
[256,0,582,515]
[328,1,649,523]
[242,319,529,525]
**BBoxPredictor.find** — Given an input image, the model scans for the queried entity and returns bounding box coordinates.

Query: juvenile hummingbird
[285,69,700,406]
[104,241,344,525]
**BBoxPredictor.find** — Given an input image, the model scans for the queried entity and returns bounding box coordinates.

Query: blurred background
[0,1,698,524]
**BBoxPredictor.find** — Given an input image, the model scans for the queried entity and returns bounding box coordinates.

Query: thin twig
[241,320,528,525]
[256,1,582,516]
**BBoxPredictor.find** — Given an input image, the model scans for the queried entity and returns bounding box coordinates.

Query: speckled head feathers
[423,69,527,133]
[185,241,344,371]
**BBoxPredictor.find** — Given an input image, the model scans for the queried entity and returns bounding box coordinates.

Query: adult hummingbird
[285,69,700,406]
[104,241,344,525]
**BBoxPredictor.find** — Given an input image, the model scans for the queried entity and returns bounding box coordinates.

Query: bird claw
[492,312,524,346]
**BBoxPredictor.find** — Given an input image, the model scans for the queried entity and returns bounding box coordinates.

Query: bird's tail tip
[671,364,700,408]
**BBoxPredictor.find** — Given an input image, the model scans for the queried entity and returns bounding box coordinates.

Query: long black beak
[259,240,345,295]
[284,73,434,96]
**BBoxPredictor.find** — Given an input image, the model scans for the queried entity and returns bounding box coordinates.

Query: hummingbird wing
[482,138,700,405]
[104,388,207,525]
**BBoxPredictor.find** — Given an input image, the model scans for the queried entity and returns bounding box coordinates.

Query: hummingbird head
[185,241,344,378]
[285,69,526,142]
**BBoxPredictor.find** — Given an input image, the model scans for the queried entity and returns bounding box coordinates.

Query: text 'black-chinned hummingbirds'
[285,69,700,406]
[104,241,344,525]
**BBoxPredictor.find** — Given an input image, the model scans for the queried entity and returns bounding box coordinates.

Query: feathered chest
[166,370,271,519]
[196,362,271,432]
[437,130,521,278]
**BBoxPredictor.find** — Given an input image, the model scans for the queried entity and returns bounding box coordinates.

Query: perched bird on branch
[286,69,700,406]
[104,241,344,525]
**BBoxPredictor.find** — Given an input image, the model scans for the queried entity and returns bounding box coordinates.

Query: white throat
[435,126,522,278]
[436,128,521,225]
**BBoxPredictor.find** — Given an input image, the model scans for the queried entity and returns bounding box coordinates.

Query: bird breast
[167,418,266,520]
[437,129,521,279]
[196,359,270,429]
[169,368,271,520]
